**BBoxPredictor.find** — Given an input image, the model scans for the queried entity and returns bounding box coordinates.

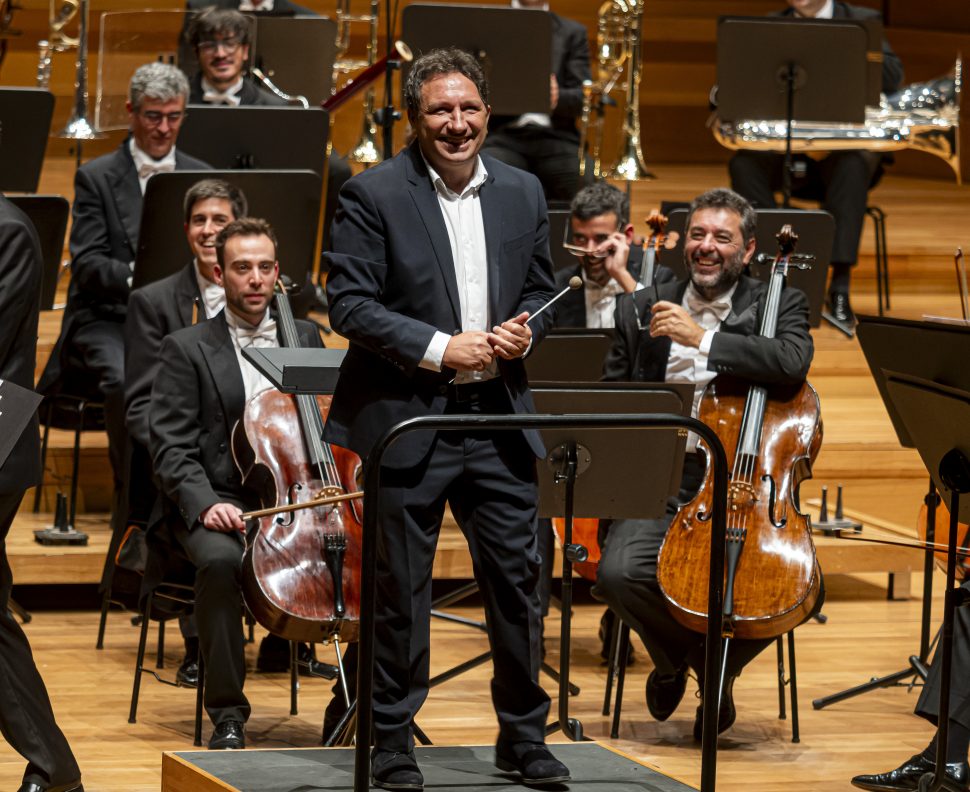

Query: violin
[233,279,364,643]
[657,225,823,640]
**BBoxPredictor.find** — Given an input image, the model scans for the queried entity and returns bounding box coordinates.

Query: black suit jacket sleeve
[69,165,134,303]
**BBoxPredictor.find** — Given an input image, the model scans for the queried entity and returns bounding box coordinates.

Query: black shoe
[208,720,245,750]
[828,291,856,326]
[176,656,199,687]
[256,637,338,679]
[495,741,571,786]
[851,753,969,791]
[646,666,688,721]
[298,645,338,680]
[371,749,423,790]
[692,674,737,742]
[18,783,83,792]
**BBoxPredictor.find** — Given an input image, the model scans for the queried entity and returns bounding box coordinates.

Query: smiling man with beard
[593,187,817,741]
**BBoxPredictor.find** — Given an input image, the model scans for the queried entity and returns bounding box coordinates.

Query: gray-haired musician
[728,0,904,329]
[481,0,591,202]
[37,62,209,580]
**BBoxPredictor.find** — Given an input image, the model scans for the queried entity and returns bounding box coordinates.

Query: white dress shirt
[224,307,278,403]
[130,138,176,195]
[201,76,245,107]
[796,0,834,18]
[419,155,496,384]
[582,275,625,329]
[665,281,738,449]
[193,260,226,319]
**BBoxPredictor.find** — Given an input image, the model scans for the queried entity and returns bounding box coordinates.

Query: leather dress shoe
[208,720,245,750]
[851,753,969,791]
[495,741,571,786]
[257,638,338,679]
[692,674,737,742]
[646,666,688,721]
[828,291,856,326]
[176,656,199,687]
[371,749,424,791]
[17,783,83,792]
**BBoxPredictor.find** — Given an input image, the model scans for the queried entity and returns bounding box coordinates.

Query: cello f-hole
[763,474,787,528]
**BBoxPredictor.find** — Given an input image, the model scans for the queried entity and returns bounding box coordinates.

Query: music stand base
[822,309,856,338]
[812,659,926,710]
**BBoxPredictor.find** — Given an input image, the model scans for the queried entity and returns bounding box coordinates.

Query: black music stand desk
[178,107,330,178]
[0,88,54,193]
[526,330,614,382]
[884,374,970,792]
[402,4,551,116]
[254,17,337,106]
[8,195,69,311]
[532,382,692,739]
[812,316,970,710]
[243,348,346,395]
[133,170,322,289]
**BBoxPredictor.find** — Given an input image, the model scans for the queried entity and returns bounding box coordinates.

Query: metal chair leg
[194,651,205,747]
[776,635,787,720]
[33,401,52,512]
[610,623,630,739]
[290,640,299,716]
[129,592,153,724]
[788,630,800,743]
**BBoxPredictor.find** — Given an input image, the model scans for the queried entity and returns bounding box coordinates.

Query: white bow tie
[137,160,175,180]
[202,88,242,107]
[685,291,732,322]
[234,320,278,347]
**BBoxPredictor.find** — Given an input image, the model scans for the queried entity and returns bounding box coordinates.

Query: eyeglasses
[685,228,741,250]
[197,36,243,54]
[138,110,186,127]
[562,219,621,261]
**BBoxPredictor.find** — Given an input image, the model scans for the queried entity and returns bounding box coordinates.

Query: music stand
[177,107,330,178]
[883,375,970,792]
[547,208,576,273]
[532,382,692,739]
[243,348,346,394]
[7,195,69,311]
[664,208,834,327]
[132,170,322,289]
[812,315,970,710]
[717,16,868,206]
[0,88,54,192]
[401,4,551,115]
[525,330,614,382]
[254,17,337,106]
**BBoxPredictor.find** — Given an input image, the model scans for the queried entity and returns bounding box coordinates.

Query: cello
[657,225,823,641]
[233,279,364,644]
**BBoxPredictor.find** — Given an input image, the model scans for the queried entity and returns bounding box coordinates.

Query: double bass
[657,225,823,640]
[233,280,364,644]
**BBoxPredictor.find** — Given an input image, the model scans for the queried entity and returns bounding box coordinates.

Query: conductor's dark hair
[183,179,248,224]
[685,188,757,243]
[188,8,252,50]
[403,47,488,118]
[570,180,630,227]
[215,217,278,267]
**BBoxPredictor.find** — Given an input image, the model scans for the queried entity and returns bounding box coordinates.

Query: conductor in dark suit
[149,218,323,750]
[728,0,904,328]
[481,0,591,202]
[325,47,569,789]
[554,180,674,329]
[594,188,816,741]
[37,62,208,554]
[0,195,83,792]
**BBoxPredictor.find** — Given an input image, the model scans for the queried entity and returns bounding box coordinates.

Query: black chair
[601,611,801,743]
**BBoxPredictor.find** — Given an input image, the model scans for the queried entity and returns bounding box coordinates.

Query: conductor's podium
[161,742,696,792]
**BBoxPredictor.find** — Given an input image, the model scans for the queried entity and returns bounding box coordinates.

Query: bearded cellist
[592,188,819,740]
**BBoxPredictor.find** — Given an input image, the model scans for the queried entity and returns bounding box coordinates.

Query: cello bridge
[728,481,759,512]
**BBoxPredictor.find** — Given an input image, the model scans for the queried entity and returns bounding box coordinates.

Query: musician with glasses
[37,62,209,587]
[727,0,904,329]
[481,0,591,202]
[554,181,674,329]
[186,9,284,107]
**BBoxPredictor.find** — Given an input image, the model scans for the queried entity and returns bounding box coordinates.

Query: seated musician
[593,187,817,740]
[481,0,591,202]
[186,9,285,107]
[852,583,970,790]
[186,0,316,18]
[182,7,351,252]
[554,180,674,329]
[147,218,324,749]
[36,62,208,581]
[728,0,904,328]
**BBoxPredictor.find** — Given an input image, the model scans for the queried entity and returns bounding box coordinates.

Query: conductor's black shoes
[17,782,83,792]
[495,741,571,786]
[371,749,423,791]
[645,665,688,721]
[208,720,245,750]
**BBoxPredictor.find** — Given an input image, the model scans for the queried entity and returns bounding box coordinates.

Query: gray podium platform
[162,742,696,792]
